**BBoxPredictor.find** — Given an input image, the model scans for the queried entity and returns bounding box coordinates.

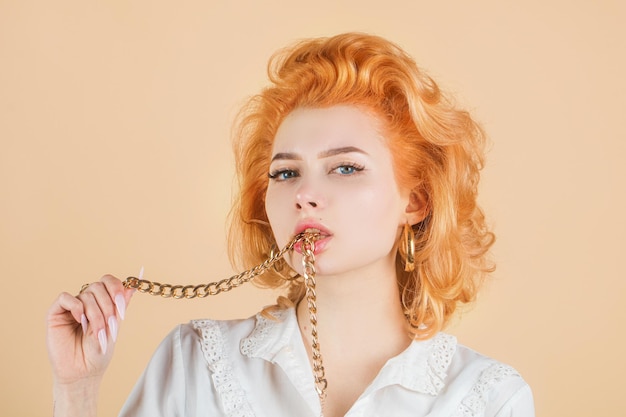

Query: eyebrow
[271,146,369,162]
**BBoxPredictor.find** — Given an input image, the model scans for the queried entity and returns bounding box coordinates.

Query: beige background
[1,1,624,416]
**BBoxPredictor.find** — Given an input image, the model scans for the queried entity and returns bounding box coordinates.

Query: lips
[293,221,331,255]
[294,221,331,238]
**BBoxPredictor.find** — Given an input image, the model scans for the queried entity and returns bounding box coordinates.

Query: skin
[266,105,426,416]
[267,106,410,277]
[46,275,134,416]
[45,105,427,417]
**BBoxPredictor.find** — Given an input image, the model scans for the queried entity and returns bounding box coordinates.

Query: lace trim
[452,362,518,417]
[240,308,289,358]
[192,319,256,417]
[423,333,457,395]
[240,309,457,396]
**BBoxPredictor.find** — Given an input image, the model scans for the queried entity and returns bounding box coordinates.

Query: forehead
[272,105,388,153]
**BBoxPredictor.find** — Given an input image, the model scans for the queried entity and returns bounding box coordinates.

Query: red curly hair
[228,33,495,339]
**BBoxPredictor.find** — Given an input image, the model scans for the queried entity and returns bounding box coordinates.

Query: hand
[46,274,135,388]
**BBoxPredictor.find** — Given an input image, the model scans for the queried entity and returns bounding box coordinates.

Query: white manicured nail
[139,266,144,279]
[115,294,126,320]
[108,316,118,343]
[98,329,108,355]
[80,314,88,334]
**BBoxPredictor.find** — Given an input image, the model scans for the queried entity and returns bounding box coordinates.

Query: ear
[404,188,429,226]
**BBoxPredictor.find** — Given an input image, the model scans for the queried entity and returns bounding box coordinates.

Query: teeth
[304,228,321,234]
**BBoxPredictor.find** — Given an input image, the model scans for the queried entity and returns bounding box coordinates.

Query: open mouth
[301,227,333,242]
[294,227,330,255]
[303,227,322,238]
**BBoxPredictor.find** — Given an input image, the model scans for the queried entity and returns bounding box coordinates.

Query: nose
[295,181,324,210]
[296,199,318,209]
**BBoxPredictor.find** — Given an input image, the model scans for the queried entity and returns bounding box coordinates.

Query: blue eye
[268,169,299,181]
[333,164,364,175]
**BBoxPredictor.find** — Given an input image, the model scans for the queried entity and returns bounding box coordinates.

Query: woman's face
[265,105,411,278]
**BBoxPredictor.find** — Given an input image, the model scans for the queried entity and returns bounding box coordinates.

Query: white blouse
[119,307,534,417]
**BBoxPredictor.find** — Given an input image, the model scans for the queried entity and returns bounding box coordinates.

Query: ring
[79,283,91,294]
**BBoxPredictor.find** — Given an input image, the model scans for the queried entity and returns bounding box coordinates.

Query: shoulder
[121,308,294,416]
[180,306,296,365]
[169,314,256,364]
[445,337,535,417]
[187,316,256,346]
[398,333,533,416]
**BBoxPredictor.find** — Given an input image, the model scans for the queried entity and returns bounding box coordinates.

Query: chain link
[301,236,328,406]
[123,233,304,298]
[122,231,328,405]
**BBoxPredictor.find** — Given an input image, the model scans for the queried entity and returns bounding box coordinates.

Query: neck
[296,261,411,360]
[295,262,411,417]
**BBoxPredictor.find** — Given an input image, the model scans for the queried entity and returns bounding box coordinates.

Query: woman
[47,33,534,416]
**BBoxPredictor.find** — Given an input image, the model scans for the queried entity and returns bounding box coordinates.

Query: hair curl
[228,32,495,339]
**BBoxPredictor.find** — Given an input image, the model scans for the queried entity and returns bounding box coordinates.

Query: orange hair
[228,33,495,339]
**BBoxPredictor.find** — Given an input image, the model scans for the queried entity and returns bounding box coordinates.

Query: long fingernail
[108,316,118,343]
[115,294,126,320]
[81,314,88,334]
[98,329,108,355]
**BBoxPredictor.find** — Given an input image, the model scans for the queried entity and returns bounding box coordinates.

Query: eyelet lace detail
[240,309,288,358]
[452,362,518,417]
[424,333,456,395]
[192,319,256,417]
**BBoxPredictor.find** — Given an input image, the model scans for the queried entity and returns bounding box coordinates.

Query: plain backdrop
[1,1,625,416]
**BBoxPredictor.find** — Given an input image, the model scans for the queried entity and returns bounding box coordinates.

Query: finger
[79,290,110,354]
[100,274,128,320]
[88,279,128,347]
[47,292,85,327]
[80,281,118,321]
[121,285,136,316]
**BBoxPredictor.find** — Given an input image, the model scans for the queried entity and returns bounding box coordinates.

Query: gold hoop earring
[403,222,415,272]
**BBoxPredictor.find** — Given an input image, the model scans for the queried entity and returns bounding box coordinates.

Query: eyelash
[268,168,299,181]
[331,162,365,175]
[268,163,365,181]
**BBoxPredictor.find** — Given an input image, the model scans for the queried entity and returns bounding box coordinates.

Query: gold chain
[123,233,304,298]
[301,237,328,408]
[122,232,329,403]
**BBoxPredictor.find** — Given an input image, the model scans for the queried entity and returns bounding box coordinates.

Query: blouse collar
[240,306,457,396]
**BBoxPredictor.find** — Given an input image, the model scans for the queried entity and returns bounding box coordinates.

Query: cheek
[264,186,291,244]
[350,180,403,218]
[264,186,275,217]
[264,187,278,224]
[346,183,405,240]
